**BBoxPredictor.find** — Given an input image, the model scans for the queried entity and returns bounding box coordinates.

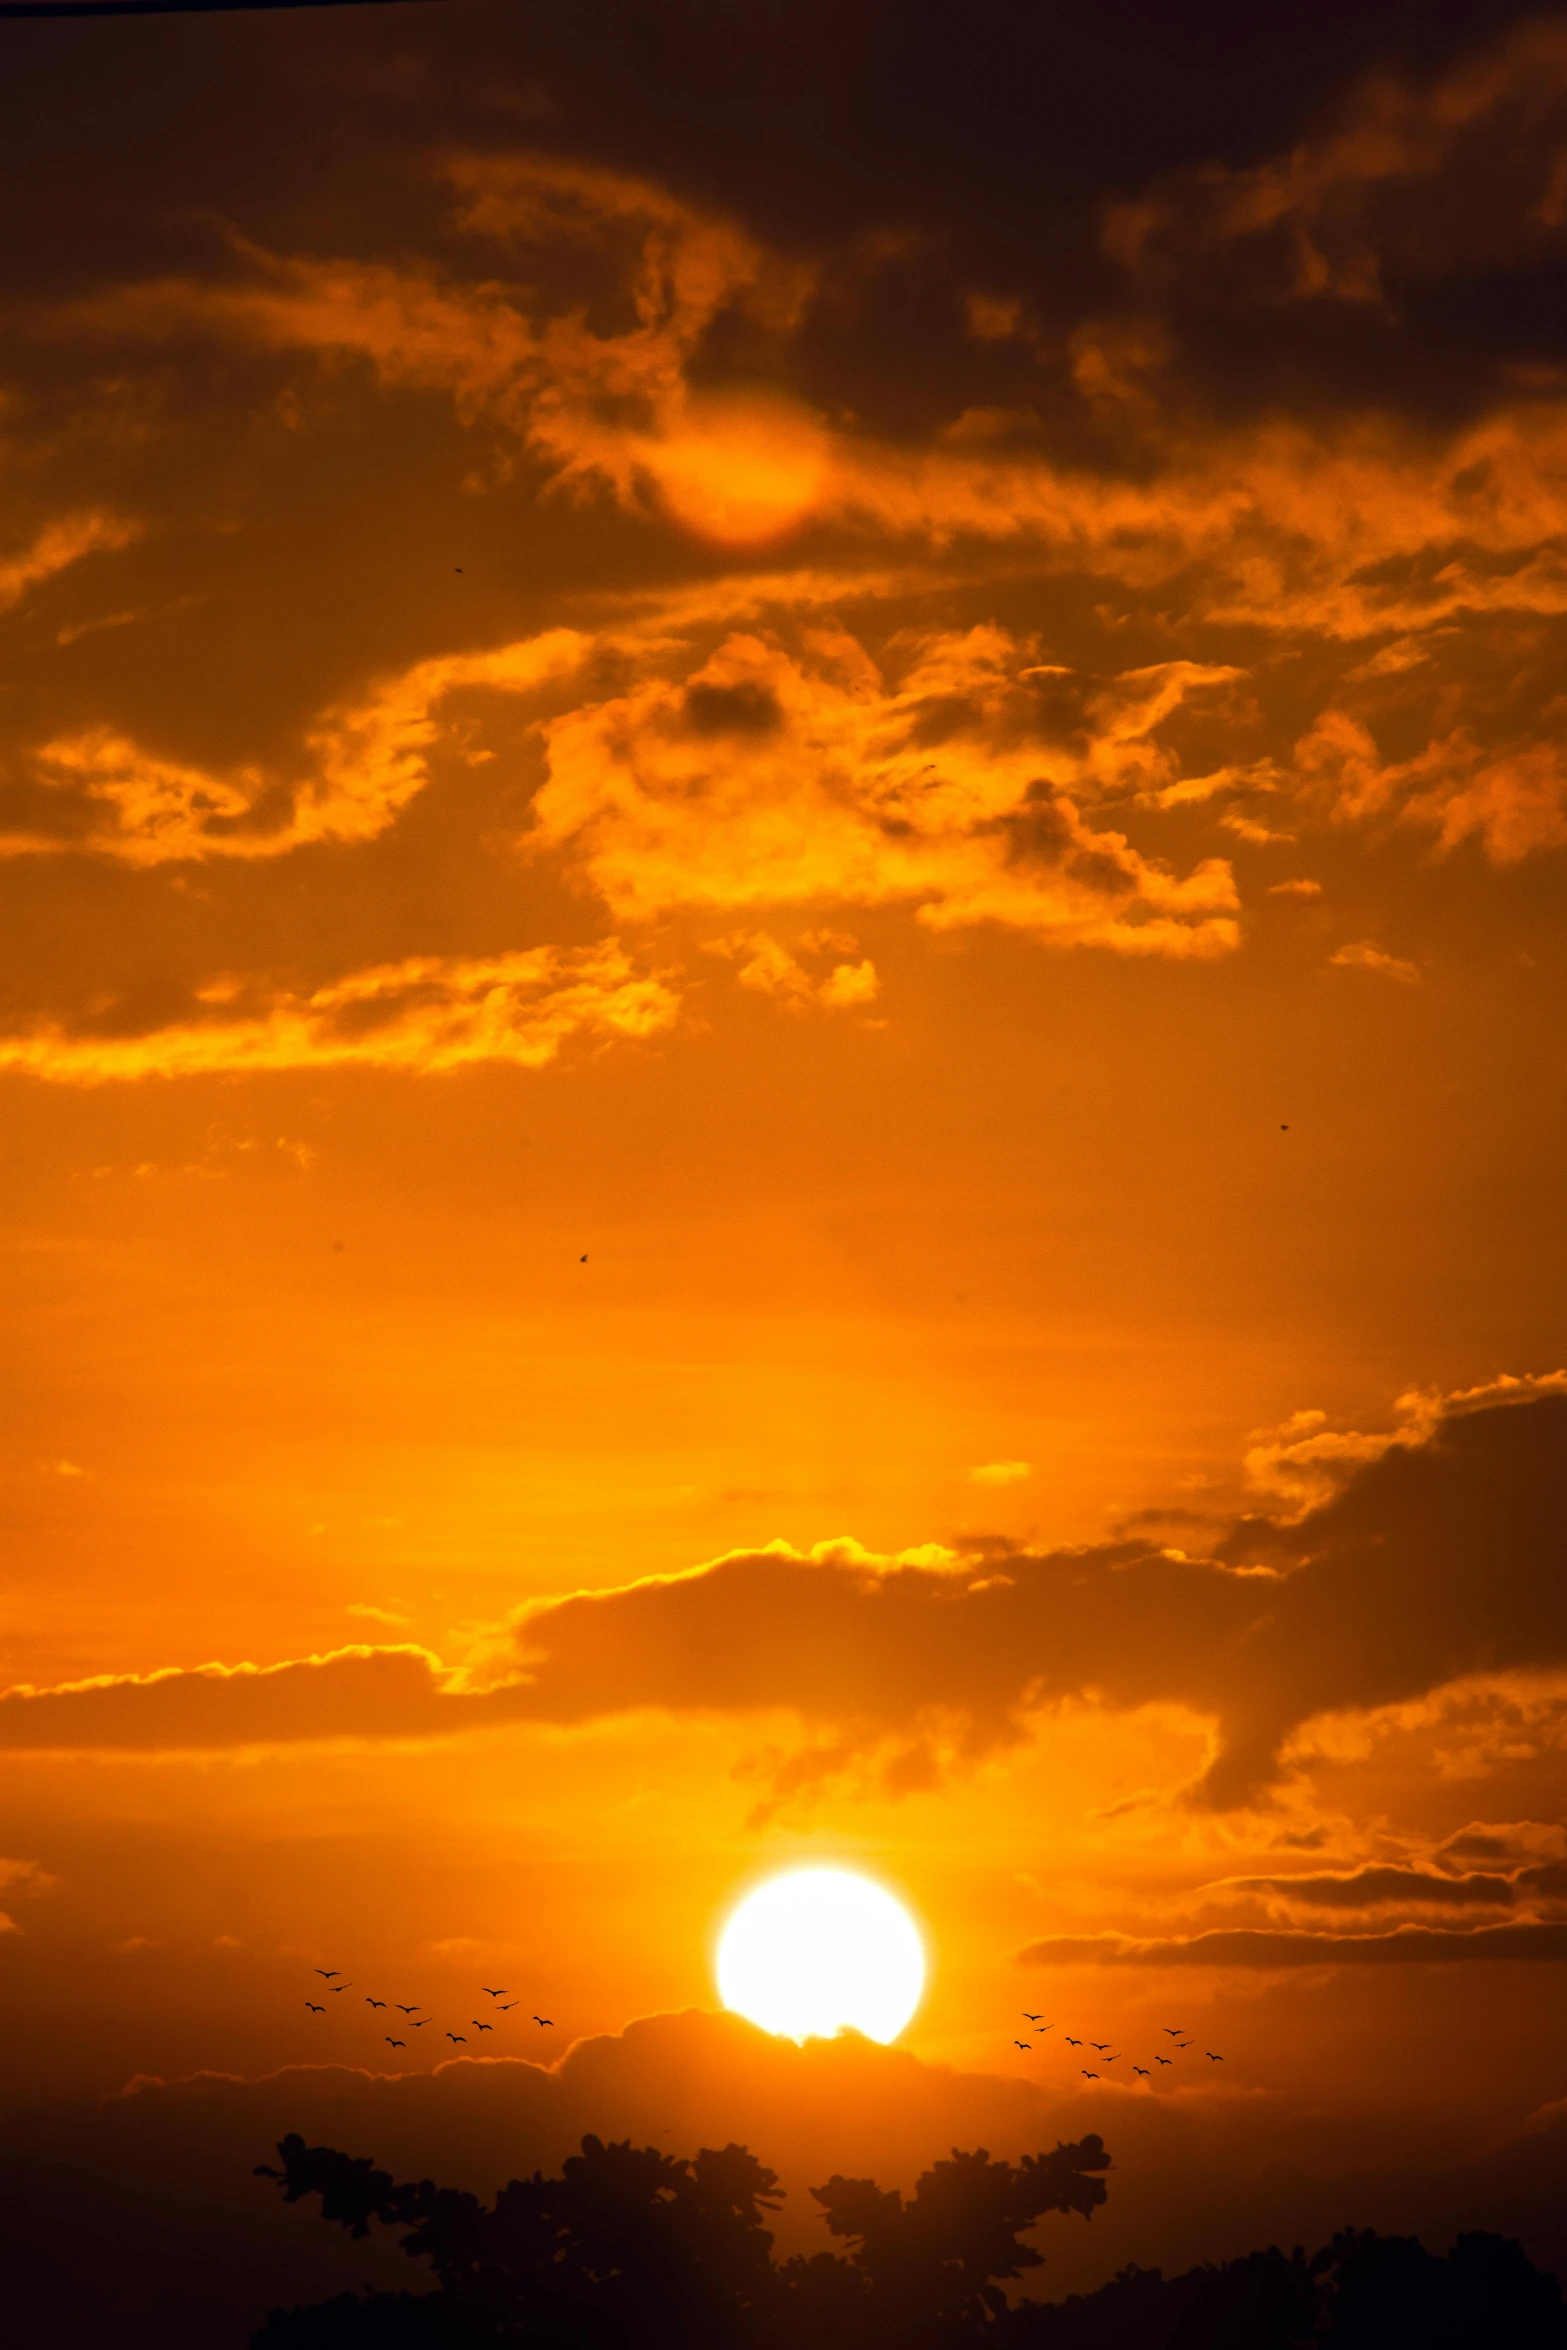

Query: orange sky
[6,2,1567,2338]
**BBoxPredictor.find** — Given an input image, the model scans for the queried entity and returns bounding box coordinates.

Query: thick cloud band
[4,1388,1565,1811]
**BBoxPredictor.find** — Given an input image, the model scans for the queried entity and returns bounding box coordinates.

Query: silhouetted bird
[1207,2050,1223,2061]
[1065,2037,1082,2046]
[411,2019,431,2028]
[306,2002,324,2013]
[394,2004,419,2014]
[1162,2027,1184,2036]
[386,2038,405,2048]
[446,2032,465,2043]
[1103,2053,1119,2062]
[330,1983,351,1992]
[482,1987,508,1998]
[1022,2011,1044,2022]
[1090,2042,1109,2050]
[497,2001,518,2010]
[1013,2040,1031,2050]
[1081,2069,1098,2078]
[534,2015,553,2026]
[366,1998,386,2009]
[580,1256,588,1264]
[1156,2054,1172,2064]
[315,1970,341,1980]
[473,2020,494,2031]
[1133,2065,1149,2076]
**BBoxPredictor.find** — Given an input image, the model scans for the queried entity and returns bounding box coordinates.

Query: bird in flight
[497,2001,518,2011]
[1081,2070,1099,2079]
[472,2020,494,2031]
[330,1983,351,1992]
[533,2015,553,2027]
[1133,2065,1150,2077]
[394,2004,420,2014]
[1156,2055,1172,2065]
[482,1987,508,1998]
[1102,2053,1120,2063]
[386,2038,405,2048]
[366,1997,386,2009]
[315,1969,341,1980]
[579,1255,588,1264]
[1207,2050,1224,2062]
[1022,2011,1044,2023]
[305,2002,324,2013]
[1013,2039,1031,2051]
[1162,2027,1184,2037]
[446,2032,466,2043]
[1065,2036,1082,2047]
[1089,2041,1109,2051]
[411,2019,431,2028]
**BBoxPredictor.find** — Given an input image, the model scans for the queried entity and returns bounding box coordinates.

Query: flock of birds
[1009,2012,1223,2084]
[304,1970,555,2051]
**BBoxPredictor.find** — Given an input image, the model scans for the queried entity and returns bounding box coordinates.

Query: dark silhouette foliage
[252,2130,1567,2350]
[251,2130,1108,2348]
[1015,2226,1567,2349]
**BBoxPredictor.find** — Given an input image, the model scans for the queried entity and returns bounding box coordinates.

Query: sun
[715,1867,926,2043]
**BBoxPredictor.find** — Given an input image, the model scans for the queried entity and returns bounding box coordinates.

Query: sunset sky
[6,1,1567,2337]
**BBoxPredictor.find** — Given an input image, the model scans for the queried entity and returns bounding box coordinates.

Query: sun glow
[715,1867,926,2043]
[643,391,830,543]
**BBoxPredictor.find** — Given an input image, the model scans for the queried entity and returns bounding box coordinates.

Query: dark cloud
[5,1388,1566,1812]
[1022,1923,1567,1967]
[0,1644,488,1751]
[504,1384,1567,1806]
[1209,1866,1520,1909]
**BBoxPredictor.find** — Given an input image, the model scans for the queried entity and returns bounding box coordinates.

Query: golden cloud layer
[0,941,675,1084]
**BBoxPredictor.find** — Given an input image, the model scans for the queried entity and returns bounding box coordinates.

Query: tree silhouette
[252,2131,1110,2348]
[801,2140,1110,2350]
[253,2133,1567,2349]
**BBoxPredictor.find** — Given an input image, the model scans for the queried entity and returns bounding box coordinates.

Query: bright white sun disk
[716,1868,925,2043]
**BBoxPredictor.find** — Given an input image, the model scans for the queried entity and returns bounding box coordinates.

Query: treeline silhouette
[252,2128,1567,2348]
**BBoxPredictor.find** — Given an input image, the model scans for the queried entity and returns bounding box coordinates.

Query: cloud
[0,511,137,615]
[704,930,879,1012]
[12,629,589,866]
[1198,1865,1521,1910]
[1298,712,1567,866]
[4,1385,1567,1811]
[0,1645,483,1751]
[1330,940,1421,983]
[531,627,1240,955]
[1103,22,1567,313]
[50,126,1567,666]
[1021,1923,1567,1967]
[0,941,677,1085]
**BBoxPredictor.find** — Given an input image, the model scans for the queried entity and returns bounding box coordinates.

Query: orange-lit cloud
[0,511,137,614]
[533,627,1240,950]
[15,630,589,865]
[0,942,676,1083]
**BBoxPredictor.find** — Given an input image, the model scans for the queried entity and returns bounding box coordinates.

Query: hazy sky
[6,2,1567,2338]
